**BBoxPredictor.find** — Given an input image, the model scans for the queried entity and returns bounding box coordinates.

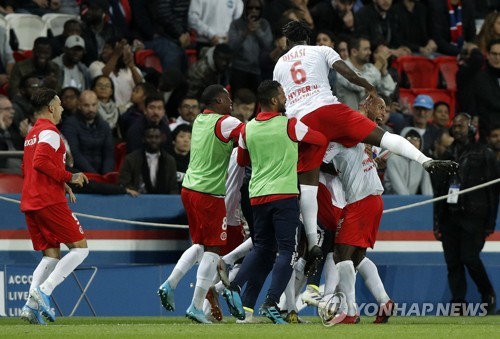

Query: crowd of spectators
[0,0,500,197]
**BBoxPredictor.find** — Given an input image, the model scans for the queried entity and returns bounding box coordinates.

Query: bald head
[79,90,99,122]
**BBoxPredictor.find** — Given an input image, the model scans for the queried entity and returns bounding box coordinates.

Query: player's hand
[65,184,76,203]
[70,173,89,187]
[179,32,191,48]
[126,188,140,197]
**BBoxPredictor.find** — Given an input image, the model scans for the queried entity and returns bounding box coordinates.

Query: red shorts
[25,203,85,251]
[335,195,383,249]
[181,188,228,247]
[220,224,246,256]
[317,183,343,232]
[298,104,377,172]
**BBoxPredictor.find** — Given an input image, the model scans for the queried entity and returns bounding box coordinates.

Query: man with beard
[9,37,61,97]
[53,35,92,91]
[487,125,500,170]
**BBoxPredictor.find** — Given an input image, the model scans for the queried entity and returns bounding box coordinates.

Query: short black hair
[59,86,81,97]
[143,123,162,136]
[282,20,312,44]
[31,88,58,113]
[33,37,51,49]
[200,84,227,106]
[487,38,500,52]
[214,43,233,56]
[488,124,500,136]
[20,73,40,89]
[434,101,450,111]
[145,92,165,108]
[257,80,281,106]
[348,35,369,52]
[92,75,115,97]
[172,124,193,141]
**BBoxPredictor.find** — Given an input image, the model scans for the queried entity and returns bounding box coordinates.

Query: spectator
[158,68,189,119]
[311,0,355,36]
[50,19,82,58]
[405,94,440,156]
[11,74,40,132]
[0,95,23,169]
[169,124,192,191]
[472,39,500,141]
[129,0,190,73]
[432,101,451,129]
[456,43,483,114]
[188,0,244,53]
[427,0,476,56]
[53,35,92,91]
[57,0,80,15]
[61,90,114,174]
[336,36,396,110]
[477,12,500,55]
[355,0,411,57]
[89,38,144,113]
[186,44,233,100]
[120,82,157,136]
[228,0,272,95]
[432,113,498,315]
[0,25,14,88]
[120,124,178,194]
[431,128,454,159]
[288,0,315,29]
[0,1,13,15]
[335,33,350,60]
[9,37,61,97]
[383,128,433,195]
[59,86,80,124]
[316,29,338,93]
[169,97,200,131]
[91,75,120,135]
[260,23,288,82]
[487,125,500,173]
[231,88,256,122]
[126,93,172,153]
[80,0,119,66]
[15,0,52,15]
[393,0,437,57]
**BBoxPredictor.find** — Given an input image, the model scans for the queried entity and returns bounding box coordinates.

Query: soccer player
[223,80,327,324]
[158,84,243,324]
[20,88,89,325]
[320,97,394,325]
[273,20,456,276]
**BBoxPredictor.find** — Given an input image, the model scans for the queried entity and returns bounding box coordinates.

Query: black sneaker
[423,160,459,174]
[482,294,496,315]
[304,245,323,277]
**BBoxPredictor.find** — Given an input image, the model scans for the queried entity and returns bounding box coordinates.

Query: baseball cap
[65,35,85,49]
[413,95,434,110]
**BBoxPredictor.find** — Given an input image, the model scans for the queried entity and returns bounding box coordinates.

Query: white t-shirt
[273,45,341,120]
[225,148,246,226]
[323,141,384,204]
[319,171,347,209]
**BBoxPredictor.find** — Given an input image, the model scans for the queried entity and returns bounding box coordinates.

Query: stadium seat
[0,173,24,193]
[5,13,47,51]
[13,50,32,62]
[103,171,120,185]
[83,172,106,183]
[396,56,439,89]
[186,49,197,67]
[398,88,416,111]
[114,142,127,172]
[435,56,458,91]
[42,13,79,37]
[135,49,163,73]
[413,89,456,117]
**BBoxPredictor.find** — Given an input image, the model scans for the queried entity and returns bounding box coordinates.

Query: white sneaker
[301,284,323,307]
[236,307,259,324]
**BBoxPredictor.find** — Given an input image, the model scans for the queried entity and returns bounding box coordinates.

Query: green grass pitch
[1,316,499,338]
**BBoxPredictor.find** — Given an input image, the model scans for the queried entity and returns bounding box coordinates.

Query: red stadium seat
[114,142,127,172]
[103,171,120,185]
[83,172,106,183]
[413,89,456,117]
[0,173,24,193]
[435,56,458,91]
[398,88,416,111]
[186,49,197,67]
[13,50,32,62]
[396,56,439,89]
[135,49,163,73]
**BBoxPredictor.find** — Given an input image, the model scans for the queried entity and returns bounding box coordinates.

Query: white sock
[323,253,339,296]
[380,132,431,164]
[27,256,58,308]
[192,251,219,309]
[284,270,297,312]
[357,257,390,304]
[167,244,204,289]
[222,238,253,266]
[300,184,319,249]
[337,260,357,316]
[293,258,307,297]
[39,248,89,296]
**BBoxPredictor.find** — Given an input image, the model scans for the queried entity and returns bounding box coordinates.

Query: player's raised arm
[332,60,377,98]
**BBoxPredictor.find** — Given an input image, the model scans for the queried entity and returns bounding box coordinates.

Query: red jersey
[21,118,73,212]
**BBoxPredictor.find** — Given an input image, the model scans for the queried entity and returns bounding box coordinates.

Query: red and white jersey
[21,118,72,212]
[323,142,383,204]
[273,45,341,120]
[319,171,347,209]
[225,148,246,226]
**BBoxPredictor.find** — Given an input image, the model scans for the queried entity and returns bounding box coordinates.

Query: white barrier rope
[1,177,498,228]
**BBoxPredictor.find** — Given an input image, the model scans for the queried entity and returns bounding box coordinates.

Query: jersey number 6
[290,61,307,85]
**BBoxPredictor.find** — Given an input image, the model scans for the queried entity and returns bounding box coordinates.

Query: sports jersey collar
[202,109,218,114]
[255,112,282,121]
